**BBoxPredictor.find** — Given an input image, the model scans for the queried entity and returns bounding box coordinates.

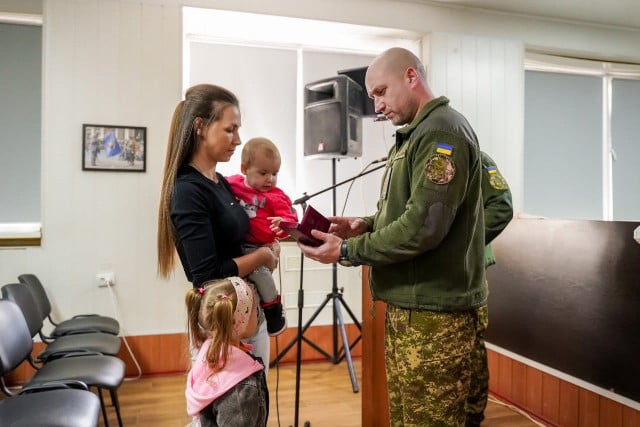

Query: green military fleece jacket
[348,96,487,311]
[480,151,513,267]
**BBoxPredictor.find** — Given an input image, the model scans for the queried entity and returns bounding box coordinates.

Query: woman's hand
[268,239,281,258]
[235,245,279,277]
[261,245,279,272]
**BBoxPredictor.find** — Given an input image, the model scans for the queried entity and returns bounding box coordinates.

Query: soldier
[466,151,513,426]
[297,47,486,425]
[89,132,103,166]
[125,135,137,166]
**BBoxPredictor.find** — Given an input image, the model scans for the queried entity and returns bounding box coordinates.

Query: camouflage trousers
[466,305,489,427]
[385,304,487,427]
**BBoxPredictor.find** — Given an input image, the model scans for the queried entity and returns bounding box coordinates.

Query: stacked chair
[18,273,120,337]
[1,283,121,363]
[0,299,102,427]
[0,283,126,427]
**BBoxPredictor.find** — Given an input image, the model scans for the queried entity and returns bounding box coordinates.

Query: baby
[227,137,297,336]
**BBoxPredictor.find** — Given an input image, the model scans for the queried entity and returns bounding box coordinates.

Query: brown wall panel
[541,375,560,423]
[599,399,624,427]
[623,406,640,427]
[558,381,580,427]
[525,367,543,415]
[511,361,528,407]
[578,388,601,427]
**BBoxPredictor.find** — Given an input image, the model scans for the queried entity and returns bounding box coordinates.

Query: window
[0,18,43,245]
[524,53,640,221]
[611,78,640,221]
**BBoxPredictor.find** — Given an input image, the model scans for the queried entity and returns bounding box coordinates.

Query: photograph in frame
[82,124,147,172]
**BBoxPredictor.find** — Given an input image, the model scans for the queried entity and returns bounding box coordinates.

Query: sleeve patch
[425,154,456,185]
[486,167,509,190]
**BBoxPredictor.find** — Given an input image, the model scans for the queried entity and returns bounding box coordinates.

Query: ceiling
[420,0,640,30]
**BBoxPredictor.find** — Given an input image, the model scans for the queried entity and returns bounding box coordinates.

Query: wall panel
[426,32,524,210]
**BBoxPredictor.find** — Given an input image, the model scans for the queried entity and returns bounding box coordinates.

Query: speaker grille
[304,101,345,158]
[303,75,362,159]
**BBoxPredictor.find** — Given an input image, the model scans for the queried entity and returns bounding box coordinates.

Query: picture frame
[82,124,147,172]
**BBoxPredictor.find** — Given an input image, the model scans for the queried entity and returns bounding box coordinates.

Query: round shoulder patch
[489,172,509,190]
[425,154,456,185]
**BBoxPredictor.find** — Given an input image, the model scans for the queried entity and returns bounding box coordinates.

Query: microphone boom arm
[293,162,386,206]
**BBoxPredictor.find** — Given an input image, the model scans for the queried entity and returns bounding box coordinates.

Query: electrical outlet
[96,271,116,287]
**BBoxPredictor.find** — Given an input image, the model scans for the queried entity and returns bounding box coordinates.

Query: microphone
[293,192,310,206]
[371,156,387,164]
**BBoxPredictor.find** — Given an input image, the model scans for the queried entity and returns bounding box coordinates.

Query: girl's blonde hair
[185,279,247,372]
[157,84,240,279]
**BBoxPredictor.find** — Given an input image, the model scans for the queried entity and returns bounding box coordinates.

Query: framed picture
[82,124,147,172]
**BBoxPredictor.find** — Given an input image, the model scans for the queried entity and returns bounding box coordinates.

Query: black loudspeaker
[304,75,363,159]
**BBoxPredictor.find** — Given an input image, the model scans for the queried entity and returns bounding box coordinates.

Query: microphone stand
[292,161,386,207]
[275,159,386,427]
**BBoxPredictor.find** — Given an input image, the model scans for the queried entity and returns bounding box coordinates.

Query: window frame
[524,52,640,220]
[0,12,43,247]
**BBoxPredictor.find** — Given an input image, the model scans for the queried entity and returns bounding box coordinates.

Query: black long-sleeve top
[171,165,249,288]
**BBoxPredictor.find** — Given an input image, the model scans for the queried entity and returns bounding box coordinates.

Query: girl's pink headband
[227,276,253,336]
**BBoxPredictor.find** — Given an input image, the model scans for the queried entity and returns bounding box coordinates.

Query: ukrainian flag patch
[436,143,453,156]
[486,166,509,190]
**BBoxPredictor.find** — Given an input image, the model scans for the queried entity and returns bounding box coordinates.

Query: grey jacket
[198,366,268,427]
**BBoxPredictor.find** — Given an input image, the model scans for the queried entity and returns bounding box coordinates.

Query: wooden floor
[98,358,543,427]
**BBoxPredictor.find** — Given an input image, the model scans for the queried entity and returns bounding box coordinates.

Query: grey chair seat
[0,388,100,427]
[53,315,120,337]
[25,354,125,390]
[18,274,120,337]
[0,283,121,362]
[23,354,126,427]
[38,332,121,362]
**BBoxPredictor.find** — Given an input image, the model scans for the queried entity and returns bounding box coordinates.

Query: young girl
[185,277,268,427]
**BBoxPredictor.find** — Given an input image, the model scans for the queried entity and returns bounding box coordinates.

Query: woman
[157,84,278,370]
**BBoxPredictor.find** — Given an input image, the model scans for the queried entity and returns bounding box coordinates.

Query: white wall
[426,32,524,209]
[1,0,639,336]
[1,0,185,335]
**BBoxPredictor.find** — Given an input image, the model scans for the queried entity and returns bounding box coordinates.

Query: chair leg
[97,387,110,427]
[110,389,123,427]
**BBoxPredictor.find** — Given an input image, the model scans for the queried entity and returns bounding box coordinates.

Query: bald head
[365,47,432,126]
[368,47,427,84]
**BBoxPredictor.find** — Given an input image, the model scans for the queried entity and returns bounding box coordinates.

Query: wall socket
[96,271,116,287]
